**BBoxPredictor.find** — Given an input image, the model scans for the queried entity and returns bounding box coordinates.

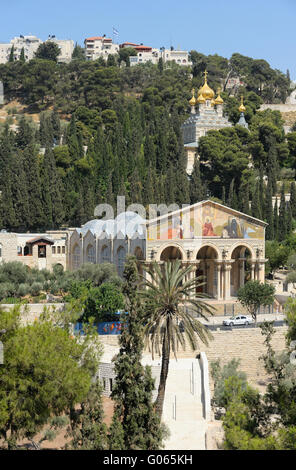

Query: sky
[1,0,296,78]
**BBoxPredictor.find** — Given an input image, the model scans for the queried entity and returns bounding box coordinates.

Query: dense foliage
[0,51,294,233]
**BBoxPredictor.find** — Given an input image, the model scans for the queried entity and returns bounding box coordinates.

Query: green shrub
[30,282,43,297]
[18,283,30,297]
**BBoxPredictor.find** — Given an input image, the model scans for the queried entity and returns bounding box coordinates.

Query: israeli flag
[113,27,119,36]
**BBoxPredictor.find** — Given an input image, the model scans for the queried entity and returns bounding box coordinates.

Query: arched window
[101,245,109,263]
[73,245,81,270]
[117,246,126,277]
[87,244,95,264]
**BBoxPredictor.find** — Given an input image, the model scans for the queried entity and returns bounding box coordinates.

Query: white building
[121,42,191,67]
[47,38,75,63]
[0,35,74,64]
[84,36,119,61]
[0,43,11,64]
[10,35,42,61]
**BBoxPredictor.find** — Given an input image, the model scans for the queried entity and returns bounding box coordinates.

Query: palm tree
[140,260,215,417]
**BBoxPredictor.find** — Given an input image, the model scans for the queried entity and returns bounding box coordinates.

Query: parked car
[223,315,253,327]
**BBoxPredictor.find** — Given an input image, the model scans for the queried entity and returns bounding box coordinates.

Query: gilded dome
[196,93,206,104]
[189,88,196,106]
[215,87,224,105]
[198,71,215,100]
[239,96,246,113]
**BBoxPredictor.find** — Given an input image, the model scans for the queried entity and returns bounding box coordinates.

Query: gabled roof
[146,200,268,227]
[26,236,54,245]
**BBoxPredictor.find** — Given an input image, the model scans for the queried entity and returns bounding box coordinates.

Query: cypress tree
[278,183,287,241]
[67,381,108,450]
[190,159,204,204]
[290,181,296,218]
[227,179,235,208]
[286,202,293,237]
[265,178,274,240]
[109,257,164,450]
[274,197,279,241]
[251,180,262,220]
[9,45,15,62]
[19,47,25,63]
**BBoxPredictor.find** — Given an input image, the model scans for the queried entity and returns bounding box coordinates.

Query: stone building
[182,72,248,174]
[0,230,71,271]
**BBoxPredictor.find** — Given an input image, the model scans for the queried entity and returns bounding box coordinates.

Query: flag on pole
[113,27,119,36]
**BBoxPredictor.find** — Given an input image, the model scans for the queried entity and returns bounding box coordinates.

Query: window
[101,245,109,263]
[57,246,61,254]
[52,246,56,254]
[73,245,81,270]
[117,246,126,277]
[62,246,65,254]
[87,245,95,264]
[109,378,113,392]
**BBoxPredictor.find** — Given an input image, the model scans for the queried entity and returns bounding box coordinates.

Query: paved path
[162,359,207,450]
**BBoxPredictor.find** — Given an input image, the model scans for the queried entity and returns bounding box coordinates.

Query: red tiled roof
[85,36,112,41]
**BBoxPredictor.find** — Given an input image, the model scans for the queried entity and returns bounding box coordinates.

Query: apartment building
[84,35,119,61]
[0,35,74,64]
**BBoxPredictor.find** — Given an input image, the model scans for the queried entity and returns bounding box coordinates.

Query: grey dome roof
[80,212,146,238]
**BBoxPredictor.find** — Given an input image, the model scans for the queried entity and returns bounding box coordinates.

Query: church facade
[69,200,267,301]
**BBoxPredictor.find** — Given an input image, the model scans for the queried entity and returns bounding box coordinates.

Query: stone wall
[199,326,288,390]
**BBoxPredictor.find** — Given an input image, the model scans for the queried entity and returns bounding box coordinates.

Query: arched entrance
[160,246,183,261]
[231,245,252,296]
[196,246,218,297]
[134,247,144,276]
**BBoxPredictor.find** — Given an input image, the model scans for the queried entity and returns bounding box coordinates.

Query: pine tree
[109,257,164,450]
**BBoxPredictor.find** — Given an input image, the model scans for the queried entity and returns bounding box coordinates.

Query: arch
[229,241,255,260]
[157,243,186,262]
[72,244,81,270]
[86,244,95,264]
[116,246,126,277]
[160,246,183,262]
[134,246,144,260]
[101,245,110,263]
[134,246,144,275]
[195,245,219,298]
[230,244,253,296]
[193,242,221,260]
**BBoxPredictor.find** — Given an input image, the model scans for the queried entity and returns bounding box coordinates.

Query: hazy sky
[1,0,295,78]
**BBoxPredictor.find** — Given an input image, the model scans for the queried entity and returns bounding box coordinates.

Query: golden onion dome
[189,88,196,106]
[197,93,206,104]
[239,95,246,113]
[215,87,224,105]
[211,98,216,107]
[198,70,215,100]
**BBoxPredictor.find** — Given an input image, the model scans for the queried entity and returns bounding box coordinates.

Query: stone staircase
[162,358,207,450]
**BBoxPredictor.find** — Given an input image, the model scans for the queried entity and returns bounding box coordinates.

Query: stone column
[223,264,232,300]
[250,261,256,280]
[216,263,221,300]
[239,259,245,288]
[258,262,265,283]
